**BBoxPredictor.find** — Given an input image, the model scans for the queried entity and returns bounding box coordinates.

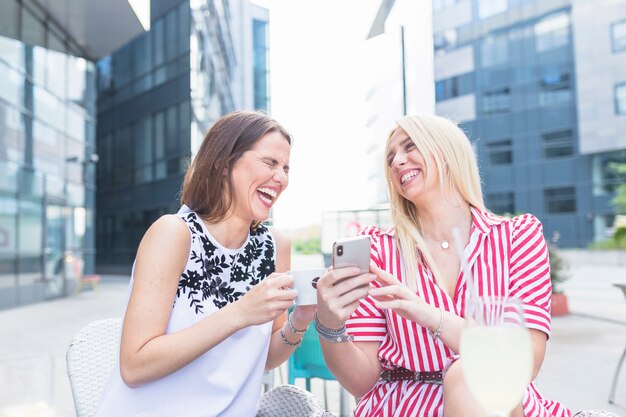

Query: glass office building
[0,0,145,309]
[96,0,270,271]
[432,0,626,247]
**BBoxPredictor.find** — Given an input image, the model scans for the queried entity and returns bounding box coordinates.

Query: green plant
[293,237,321,255]
[548,244,569,294]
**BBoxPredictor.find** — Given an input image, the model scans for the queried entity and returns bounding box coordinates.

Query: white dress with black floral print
[95,205,276,417]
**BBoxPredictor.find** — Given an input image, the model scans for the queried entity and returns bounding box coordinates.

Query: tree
[609,162,626,214]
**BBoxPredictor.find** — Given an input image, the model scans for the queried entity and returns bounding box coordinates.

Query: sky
[251,0,381,230]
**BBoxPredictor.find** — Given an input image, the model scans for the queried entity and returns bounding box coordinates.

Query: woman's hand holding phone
[315,266,376,329]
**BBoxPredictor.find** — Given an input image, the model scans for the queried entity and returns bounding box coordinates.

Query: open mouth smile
[257,187,277,206]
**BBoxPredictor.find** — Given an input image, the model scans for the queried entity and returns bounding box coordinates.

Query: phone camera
[336,245,343,256]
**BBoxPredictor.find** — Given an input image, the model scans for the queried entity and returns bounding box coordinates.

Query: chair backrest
[66,318,122,417]
[288,325,335,384]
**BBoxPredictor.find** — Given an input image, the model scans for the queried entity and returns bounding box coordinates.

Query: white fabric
[95,207,275,417]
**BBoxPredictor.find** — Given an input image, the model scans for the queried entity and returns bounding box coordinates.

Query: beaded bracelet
[287,311,307,334]
[314,312,354,343]
[280,324,302,348]
[429,305,444,340]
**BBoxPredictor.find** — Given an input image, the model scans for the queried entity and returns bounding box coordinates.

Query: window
[481,35,508,67]
[535,12,570,52]
[612,20,626,52]
[616,82,626,115]
[486,140,513,165]
[433,29,458,55]
[488,192,514,215]
[478,0,507,19]
[436,73,474,102]
[539,72,571,106]
[483,88,511,114]
[544,187,576,213]
[543,130,574,158]
[433,0,458,12]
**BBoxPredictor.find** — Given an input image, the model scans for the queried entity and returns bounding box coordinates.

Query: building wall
[0,0,97,309]
[432,0,624,247]
[365,0,436,206]
[95,0,263,271]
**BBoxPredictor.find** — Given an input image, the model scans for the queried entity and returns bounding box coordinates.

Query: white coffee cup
[289,268,325,305]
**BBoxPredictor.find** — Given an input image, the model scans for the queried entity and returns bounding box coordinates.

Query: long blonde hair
[384,115,485,290]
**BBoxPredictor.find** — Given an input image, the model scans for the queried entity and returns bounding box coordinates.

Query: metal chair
[257,385,333,417]
[66,318,121,417]
[609,283,626,404]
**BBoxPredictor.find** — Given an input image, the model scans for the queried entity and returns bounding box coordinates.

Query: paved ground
[0,255,624,416]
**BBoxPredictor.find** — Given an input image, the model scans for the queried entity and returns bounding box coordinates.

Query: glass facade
[432,1,623,247]
[96,0,255,270]
[0,2,96,309]
[253,19,270,112]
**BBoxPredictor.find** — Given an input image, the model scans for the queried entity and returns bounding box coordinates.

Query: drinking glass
[460,296,533,417]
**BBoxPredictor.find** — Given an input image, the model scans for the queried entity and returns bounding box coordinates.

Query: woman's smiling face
[230,130,291,223]
[386,127,439,205]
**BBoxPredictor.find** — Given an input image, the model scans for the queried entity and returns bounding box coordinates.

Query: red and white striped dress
[346,208,571,417]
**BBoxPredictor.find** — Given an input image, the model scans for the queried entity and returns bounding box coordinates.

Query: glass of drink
[460,296,533,417]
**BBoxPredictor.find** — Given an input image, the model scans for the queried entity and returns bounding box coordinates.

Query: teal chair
[288,325,335,388]
[288,323,335,408]
[288,320,355,415]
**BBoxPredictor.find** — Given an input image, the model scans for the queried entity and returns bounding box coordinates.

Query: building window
[436,73,474,102]
[535,12,570,52]
[616,82,626,115]
[481,34,508,67]
[478,0,507,19]
[612,20,626,52]
[489,192,515,215]
[433,29,458,55]
[483,88,511,114]
[539,72,571,106]
[486,140,513,165]
[545,187,576,213]
[592,150,626,196]
[253,19,270,112]
[543,130,574,158]
[433,0,458,12]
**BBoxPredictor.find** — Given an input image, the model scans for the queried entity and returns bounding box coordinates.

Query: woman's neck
[417,197,472,240]
[203,215,251,249]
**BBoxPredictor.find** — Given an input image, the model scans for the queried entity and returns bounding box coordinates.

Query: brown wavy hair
[181,111,292,225]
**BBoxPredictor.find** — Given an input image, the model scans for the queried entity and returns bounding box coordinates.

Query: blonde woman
[314,115,571,417]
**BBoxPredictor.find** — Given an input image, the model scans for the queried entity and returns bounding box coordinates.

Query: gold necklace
[421,232,451,250]
[421,221,472,251]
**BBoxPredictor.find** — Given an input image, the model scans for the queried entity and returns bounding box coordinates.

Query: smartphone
[332,235,371,273]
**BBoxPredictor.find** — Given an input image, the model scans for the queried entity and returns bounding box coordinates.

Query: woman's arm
[265,227,316,369]
[120,217,295,387]
[315,267,380,397]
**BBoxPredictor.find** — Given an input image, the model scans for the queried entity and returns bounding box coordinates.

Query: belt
[379,367,443,384]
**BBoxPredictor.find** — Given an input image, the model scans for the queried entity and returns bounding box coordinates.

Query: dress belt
[379,367,443,384]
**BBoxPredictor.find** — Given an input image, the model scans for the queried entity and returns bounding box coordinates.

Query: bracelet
[287,311,307,334]
[429,305,444,340]
[280,325,302,348]
[314,312,354,343]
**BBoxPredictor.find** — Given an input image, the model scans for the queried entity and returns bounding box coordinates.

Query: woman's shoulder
[509,213,543,232]
[358,225,396,241]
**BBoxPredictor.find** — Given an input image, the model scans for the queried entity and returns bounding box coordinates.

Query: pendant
[441,241,450,250]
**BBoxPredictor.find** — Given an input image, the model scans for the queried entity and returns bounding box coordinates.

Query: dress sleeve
[345,226,388,342]
[508,214,552,336]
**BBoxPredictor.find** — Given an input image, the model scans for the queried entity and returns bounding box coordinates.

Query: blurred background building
[432,0,626,247]
[364,0,626,249]
[0,0,146,309]
[0,0,268,309]
[95,0,269,272]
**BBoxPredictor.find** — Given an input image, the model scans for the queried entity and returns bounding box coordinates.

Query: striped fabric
[346,207,571,417]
